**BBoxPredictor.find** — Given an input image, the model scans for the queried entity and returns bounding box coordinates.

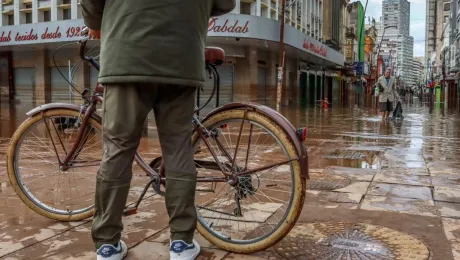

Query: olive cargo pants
[91,83,197,248]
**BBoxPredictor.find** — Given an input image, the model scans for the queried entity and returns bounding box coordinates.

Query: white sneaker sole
[171,243,200,260]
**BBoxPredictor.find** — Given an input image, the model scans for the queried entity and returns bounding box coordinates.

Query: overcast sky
[358,0,426,57]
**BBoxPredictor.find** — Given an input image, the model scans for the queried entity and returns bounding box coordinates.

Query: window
[63,8,71,20]
[7,14,14,25]
[444,3,451,11]
[62,0,71,4]
[44,11,50,22]
[25,12,32,24]
[240,2,250,15]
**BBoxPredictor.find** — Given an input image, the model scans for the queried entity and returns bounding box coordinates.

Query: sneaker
[170,239,200,260]
[96,240,128,260]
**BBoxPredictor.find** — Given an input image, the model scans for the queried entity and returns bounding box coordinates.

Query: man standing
[80,1,235,260]
[377,68,397,121]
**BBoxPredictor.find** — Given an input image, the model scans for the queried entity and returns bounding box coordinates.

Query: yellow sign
[365,36,373,54]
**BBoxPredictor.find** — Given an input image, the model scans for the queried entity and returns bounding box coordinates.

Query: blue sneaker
[96,240,128,260]
[170,239,200,260]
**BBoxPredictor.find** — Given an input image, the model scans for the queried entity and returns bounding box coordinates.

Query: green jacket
[81,0,234,87]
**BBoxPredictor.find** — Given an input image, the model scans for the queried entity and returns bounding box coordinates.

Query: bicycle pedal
[123,207,138,216]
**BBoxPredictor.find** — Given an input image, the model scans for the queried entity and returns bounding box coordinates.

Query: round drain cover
[307,173,351,191]
[272,222,429,260]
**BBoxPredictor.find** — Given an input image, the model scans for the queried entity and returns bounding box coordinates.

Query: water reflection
[2,98,460,170]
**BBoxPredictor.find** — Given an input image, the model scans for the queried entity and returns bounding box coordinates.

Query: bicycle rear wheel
[193,108,306,253]
[7,108,103,221]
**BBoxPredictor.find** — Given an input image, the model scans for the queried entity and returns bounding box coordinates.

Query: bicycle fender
[25,103,103,123]
[203,102,309,179]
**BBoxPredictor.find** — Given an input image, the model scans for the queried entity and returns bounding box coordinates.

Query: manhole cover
[307,173,351,191]
[272,222,430,260]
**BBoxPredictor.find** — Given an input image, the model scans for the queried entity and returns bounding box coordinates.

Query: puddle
[321,150,383,169]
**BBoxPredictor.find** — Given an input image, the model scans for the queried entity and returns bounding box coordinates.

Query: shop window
[63,8,71,20]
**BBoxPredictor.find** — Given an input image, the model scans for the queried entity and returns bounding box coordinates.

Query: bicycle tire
[193,108,306,254]
[7,108,102,221]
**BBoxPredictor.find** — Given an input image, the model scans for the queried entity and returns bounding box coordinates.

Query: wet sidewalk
[1,100,460,259]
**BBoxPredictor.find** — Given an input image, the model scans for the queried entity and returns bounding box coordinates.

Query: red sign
[303,40,328,57]
[208,17,249,34]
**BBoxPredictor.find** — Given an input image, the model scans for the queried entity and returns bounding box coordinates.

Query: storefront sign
[0,14,344,66]
[0,19,85,46]
[208,17,249,34]
[303,40,327,57]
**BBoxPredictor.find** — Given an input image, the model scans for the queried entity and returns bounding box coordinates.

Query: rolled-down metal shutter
[51,66,74,103]
[198,65,233,108]
[14,68,35,103]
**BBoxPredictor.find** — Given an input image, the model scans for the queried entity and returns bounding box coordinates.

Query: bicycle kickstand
[123,178,156,216]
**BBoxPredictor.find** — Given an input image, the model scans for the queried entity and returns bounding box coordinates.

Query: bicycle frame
[26,29,309,215]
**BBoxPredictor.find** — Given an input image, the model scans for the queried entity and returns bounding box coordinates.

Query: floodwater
[2,96,460,259]
[2,97,460,167]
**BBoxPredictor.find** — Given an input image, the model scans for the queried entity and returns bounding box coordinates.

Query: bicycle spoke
[195,115,298,244]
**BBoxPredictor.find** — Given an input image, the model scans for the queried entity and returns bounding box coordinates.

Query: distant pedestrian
[377,68,397,121]
[322,97,329,110]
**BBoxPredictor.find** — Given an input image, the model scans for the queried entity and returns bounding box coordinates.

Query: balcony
[57,3,71,9]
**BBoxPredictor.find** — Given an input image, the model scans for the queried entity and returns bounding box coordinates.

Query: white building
[378,0,414,85]
[0,0,345,107]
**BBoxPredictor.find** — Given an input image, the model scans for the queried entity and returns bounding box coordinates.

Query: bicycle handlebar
[78,27,100,71]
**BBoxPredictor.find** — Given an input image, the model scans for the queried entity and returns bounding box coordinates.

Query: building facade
[0,0,346,109]
[380,0,413,87]
[414,56,426,87]
[425,0,437,63]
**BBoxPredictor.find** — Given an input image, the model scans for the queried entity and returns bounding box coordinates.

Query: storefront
[0,14,344,107]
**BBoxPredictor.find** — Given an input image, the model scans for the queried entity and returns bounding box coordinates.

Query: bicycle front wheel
[7,108,103,221]
[193,108,306,253]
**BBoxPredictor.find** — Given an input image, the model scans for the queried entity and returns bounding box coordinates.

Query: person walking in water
[376,68,397,121]
[80,0,235,259]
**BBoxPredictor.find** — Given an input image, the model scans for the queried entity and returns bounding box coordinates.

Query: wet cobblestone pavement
[1,100,460,259]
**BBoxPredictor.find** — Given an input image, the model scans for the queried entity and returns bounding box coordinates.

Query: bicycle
[6,28,309,253]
